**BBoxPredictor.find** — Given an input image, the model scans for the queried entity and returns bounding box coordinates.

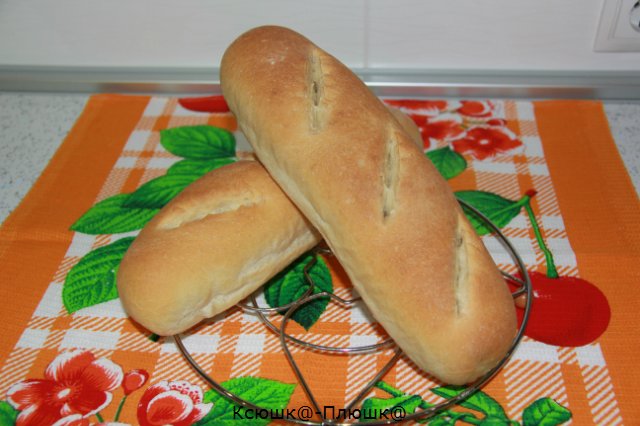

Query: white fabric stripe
[0,348,38,395]
[591,388,615,411]
[576,344,607,367]
[117,333,161,352]
[528,163,550,176]
[124,130,151,150]
[231,353,261,377]
[146,157,180,169]
[235,333,265,354]
[114,156,138,168]
[505,360,544,388]
[321,303,352,322]
[485,237,538,269]
[522,136,544,157]
[65,233,97,258]
[473,160,518,174]
[60,329,120,350]
[216,335,239,354]
[33,283,64,318]
[16,328,50,349]
[593,406,622,426]
[591,394,621,425]
[509,375,563,417]
[161,334,220,354]
[584,369,609,393]
[345,355,377,403]
[515,101,535,120]
[143,97,168,116]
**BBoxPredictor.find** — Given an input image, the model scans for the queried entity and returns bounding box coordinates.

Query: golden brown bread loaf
[220,25,516,384]
[117,161,320,336]
[117,111,421,337]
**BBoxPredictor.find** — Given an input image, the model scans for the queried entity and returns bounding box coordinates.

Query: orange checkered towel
[0,95,638,425]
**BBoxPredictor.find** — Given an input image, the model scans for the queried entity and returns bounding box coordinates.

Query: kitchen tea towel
[0,95,638,425]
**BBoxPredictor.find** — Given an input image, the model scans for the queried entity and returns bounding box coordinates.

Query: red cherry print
[177,95,230,113]
[510,272,611,347]
[508,190,611,346]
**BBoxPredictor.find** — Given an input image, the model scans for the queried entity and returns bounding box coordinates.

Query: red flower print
[7,350,123,426]
[137,380,212,426]
[122,369,149,396]
[420,114,466,148]
[451,126,523,160]
[487,118,507,127]
[384,99,450,116]
[177,95,230,113]
[456,100,495,118]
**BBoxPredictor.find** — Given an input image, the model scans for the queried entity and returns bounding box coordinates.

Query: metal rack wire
[175,199,532,425]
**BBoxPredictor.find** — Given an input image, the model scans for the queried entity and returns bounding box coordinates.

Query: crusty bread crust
[220,26,516,384]
[387,106,422,148]
[117,161,320,336]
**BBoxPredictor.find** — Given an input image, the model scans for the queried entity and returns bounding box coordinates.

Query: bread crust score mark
[308,49,325,133]
[157,195,262,230]
[382,130,400,220]
[453,219,468,316]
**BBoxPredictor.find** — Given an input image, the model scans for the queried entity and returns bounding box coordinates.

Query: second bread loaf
[117,161,320,336]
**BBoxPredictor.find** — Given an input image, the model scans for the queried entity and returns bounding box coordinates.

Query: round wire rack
[174,199,532,425]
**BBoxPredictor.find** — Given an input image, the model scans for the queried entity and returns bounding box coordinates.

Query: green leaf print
[70,194,159,234]
[63,237,135,313]
[427,146,467,180]
[167,158,235,176]
[455,190,525,236]
[195,377,295,426]
[0,401,18,426]
[361,394,422,422]
[522,398,572,426]
[431,386,508,420]
[264,253,333,330]
[476,418,512,425]
[160,125,236,160]
[124,173,201,209]
[368,381,572,426]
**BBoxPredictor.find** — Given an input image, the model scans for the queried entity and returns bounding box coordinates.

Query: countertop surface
[1,92,638,225]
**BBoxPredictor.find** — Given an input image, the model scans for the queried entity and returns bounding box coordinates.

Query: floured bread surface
[221,26,516,384]
[117,161,320,336]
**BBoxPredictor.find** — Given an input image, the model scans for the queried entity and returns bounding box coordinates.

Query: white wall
[0,0,638,76]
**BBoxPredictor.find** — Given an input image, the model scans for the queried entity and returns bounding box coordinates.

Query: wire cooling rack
[174,199,532,425]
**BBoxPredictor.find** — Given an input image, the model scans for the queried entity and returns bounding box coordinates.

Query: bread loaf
[117,161,320,336]
[220,26,516,384]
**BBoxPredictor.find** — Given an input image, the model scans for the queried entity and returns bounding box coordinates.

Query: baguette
[220,26,516,384]
[117,111,421,337]
[117,161,320,336]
